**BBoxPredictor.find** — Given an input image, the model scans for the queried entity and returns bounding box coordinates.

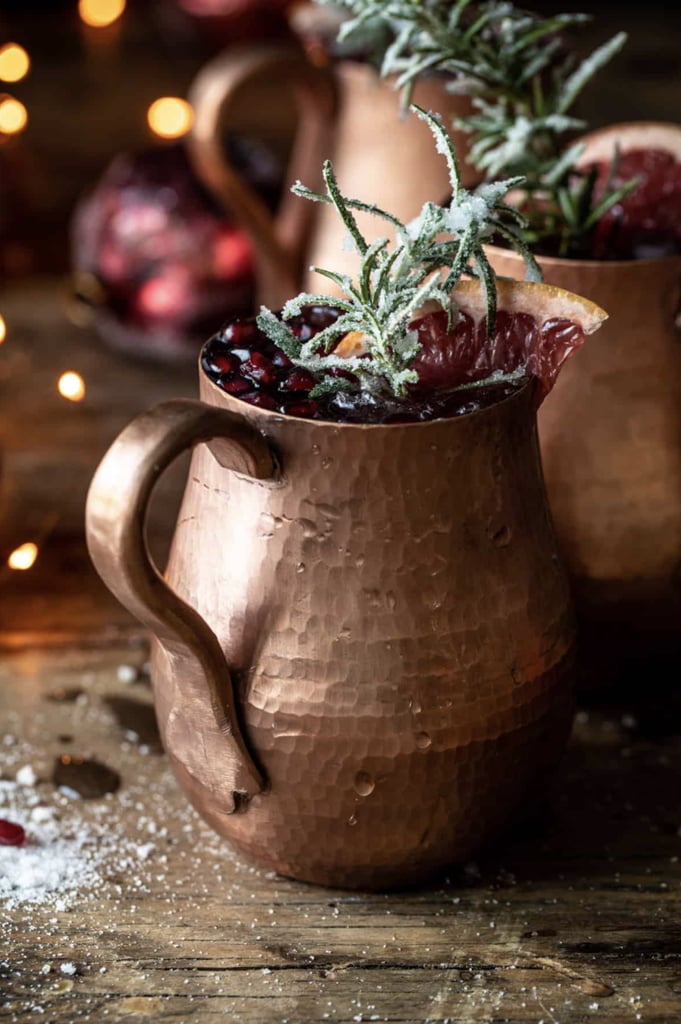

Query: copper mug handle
[85,399,276,811]
[186,44,337,309]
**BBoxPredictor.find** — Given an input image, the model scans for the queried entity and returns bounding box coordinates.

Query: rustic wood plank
[1,642,680,1023]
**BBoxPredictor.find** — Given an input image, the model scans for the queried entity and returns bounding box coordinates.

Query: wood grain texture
[2,641,681,1023]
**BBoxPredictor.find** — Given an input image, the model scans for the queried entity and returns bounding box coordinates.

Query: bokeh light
[8,542,38,571]
[57,371,86,402]
[0,96,28,135]
[78,0,127,28]
[147,97,194,140]
[0,315,6,345]
[0,44,30,84]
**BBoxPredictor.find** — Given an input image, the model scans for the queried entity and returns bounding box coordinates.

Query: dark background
[0,0,679,279]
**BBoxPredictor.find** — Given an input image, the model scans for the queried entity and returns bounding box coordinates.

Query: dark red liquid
[591,147,681,260]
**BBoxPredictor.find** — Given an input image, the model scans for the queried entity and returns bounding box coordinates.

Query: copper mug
[86,357,575,890]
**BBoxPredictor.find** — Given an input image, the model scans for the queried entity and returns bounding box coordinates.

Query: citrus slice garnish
[338,278,607,403]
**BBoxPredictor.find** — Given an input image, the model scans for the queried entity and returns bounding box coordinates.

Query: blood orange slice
[336,278,607,403]
[577,122,681,260]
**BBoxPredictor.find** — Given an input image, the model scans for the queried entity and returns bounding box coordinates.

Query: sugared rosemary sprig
[319,0,636,258]
[257,105,540,399]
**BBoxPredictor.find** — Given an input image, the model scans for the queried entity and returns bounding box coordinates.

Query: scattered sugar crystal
[60,963,77,976]
[30,806,55,824]
[16,765,37,786]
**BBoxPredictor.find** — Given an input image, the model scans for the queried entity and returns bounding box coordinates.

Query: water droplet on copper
[347,812,358,826]
[259,513,276,537]
[296,562,306,574]
[355,555,365,568]
[321,457,333,469]
[415,731,432,750]
[299,519,317,538]
[386,591,397,611]
[353,772,375,797]
[311,444,321,455]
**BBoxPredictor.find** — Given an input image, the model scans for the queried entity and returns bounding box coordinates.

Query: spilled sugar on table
[1,279,681,1024]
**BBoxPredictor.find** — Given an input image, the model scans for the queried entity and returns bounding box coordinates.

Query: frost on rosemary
[257,106,540,400]
[318,0,635,258]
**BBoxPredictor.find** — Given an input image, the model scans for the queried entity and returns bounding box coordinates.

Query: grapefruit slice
[577,122,681,260]
[336,278,607,404]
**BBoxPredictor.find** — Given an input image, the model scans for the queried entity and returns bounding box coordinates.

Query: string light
[0,44,30,84]
[8,542,38,571]
[57,371,86,402]
[147,97,194,140]
[0,96,28,135]
[0,315,6,345]
[78,0,126,28]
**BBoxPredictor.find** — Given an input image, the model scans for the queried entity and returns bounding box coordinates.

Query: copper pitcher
[86,366,575,889]
[487,240,681,680]
[187,50,477,304]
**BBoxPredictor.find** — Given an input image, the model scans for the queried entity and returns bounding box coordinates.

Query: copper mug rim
[197,339,536,433]
[485,242,681,273]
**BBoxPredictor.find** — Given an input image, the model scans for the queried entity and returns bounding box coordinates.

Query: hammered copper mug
[486,123,681,683]
[86,368,576,890]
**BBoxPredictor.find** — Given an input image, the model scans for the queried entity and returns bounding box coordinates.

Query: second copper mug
[86,364,575,890]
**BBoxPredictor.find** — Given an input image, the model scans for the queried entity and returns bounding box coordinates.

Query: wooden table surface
[1,280,681,1024]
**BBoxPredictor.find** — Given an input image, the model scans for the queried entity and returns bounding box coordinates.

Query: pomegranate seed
[0,818,26,847]
[239,391,278,410]
[290,322,314,342]
[286,399,319,418]
[209,353,239,375]
[241,351,277,385]
[221,375,252,395]
[308,305,341,328]
[230,348,250,363]
[221,321,255,347]
[271,349,293,369]
[281,369,316,392]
